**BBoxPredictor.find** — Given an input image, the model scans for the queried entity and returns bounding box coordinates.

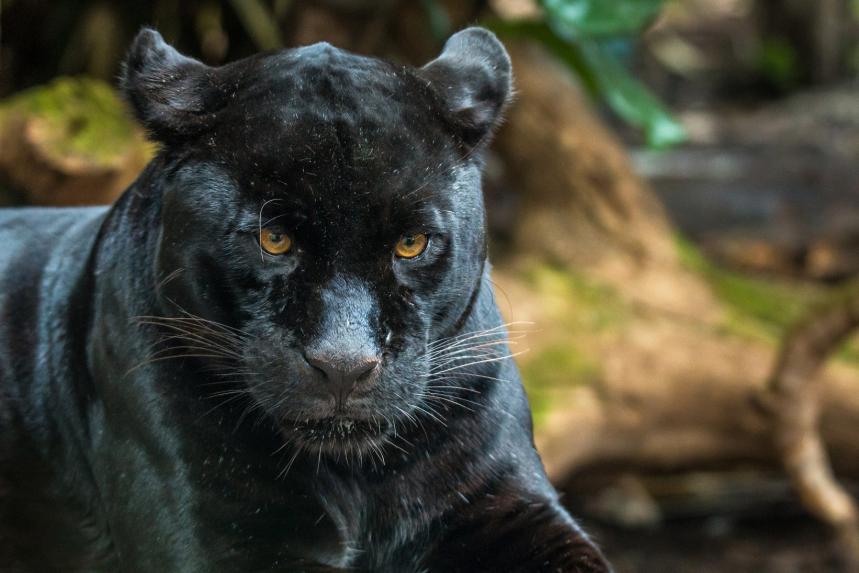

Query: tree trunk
[492,41,719,319]
[526,312,859,483]
[494,42,675,268]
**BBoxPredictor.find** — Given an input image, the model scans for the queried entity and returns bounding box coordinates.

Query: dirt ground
[566,490,845,572]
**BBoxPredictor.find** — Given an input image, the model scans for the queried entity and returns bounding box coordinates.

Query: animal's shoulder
[0,208,106,278]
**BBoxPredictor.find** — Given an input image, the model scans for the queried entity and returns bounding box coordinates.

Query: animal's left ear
[419,27,513,147]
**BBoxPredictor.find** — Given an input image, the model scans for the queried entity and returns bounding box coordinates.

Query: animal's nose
[304,352,380,399]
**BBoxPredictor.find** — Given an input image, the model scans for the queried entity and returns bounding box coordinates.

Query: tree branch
[766,280,859,566]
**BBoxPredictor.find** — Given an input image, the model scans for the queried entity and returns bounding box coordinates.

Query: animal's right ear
[121,28,216,144]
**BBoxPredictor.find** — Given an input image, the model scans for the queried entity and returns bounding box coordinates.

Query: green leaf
[576,40,686,148]
[487,19,685,148]
[486,19,599,92]
[420,0,452,43]
[540,0,665,38]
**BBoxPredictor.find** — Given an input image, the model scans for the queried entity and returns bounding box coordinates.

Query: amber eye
[259,228,292,255]
[395,233,429,259]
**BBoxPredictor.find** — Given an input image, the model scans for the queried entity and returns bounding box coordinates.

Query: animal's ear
[419,27,513,147]
[121,28,216,144]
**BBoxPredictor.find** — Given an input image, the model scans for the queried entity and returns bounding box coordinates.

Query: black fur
[0,28,610,572]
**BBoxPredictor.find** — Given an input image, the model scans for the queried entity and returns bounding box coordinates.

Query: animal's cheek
[239,344,318,402]
[382,310,432,354]
[238,330,305,378]
[380,339,431,381]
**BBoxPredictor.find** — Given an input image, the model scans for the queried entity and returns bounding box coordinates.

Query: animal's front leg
[422,493,610,573]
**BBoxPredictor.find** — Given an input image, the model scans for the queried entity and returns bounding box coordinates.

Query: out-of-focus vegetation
[0,0,685,148]
[490,0,686,148]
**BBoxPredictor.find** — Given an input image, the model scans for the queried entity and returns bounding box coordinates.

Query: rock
[0,77,153,206]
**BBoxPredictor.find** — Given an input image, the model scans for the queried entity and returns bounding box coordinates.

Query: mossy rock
[675,235,859,365]
[495,262,632,428]
[675,235,815,337]
[500,242,859,437]
[0,77,154,205]
[520,343,600,428]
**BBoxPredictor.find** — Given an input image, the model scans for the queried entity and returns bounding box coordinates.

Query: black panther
[0,27,610,572]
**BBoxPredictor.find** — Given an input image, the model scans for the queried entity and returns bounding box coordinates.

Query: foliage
[541,0,664,38]
[759,37,801,90]
[488,0,685,149]
[5,0,683,149]
[420,0,452,42]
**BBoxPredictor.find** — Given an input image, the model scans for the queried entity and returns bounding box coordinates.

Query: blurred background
[3,0,859,570]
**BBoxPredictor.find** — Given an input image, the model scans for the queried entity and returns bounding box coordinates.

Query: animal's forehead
[248,42,412,109]
[215,42,451,143]
[207,43,464,209]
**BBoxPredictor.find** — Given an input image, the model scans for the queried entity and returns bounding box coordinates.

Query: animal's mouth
[283,416,390,451]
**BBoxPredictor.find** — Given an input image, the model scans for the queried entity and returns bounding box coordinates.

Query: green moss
[676,236,859,369]
[520,343,599,427]
[0,77,149,167]
[675,235,817,341]
[513,242,859,428]
[840,342,859,366]
[520,262,630,331]
[513,239,859,429]
[511,262,626,428]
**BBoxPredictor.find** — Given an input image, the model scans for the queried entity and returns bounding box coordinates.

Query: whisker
[428,350,529,377]
[427,321,533,350]
[425,339,519,363]
[135,316,245,344]
[199,390,250,419]
[429,349,508,372]
[423,384,481,393]
[430,372,509,384]
[421,393,477,412]
[410,402,446,427]
[277,442,304,480]
[155,267,185,295]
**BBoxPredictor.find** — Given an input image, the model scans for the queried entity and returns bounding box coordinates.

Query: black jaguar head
[122,28,512,456]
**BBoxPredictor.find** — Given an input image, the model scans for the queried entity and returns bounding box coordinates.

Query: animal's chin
[281,416,391,453]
